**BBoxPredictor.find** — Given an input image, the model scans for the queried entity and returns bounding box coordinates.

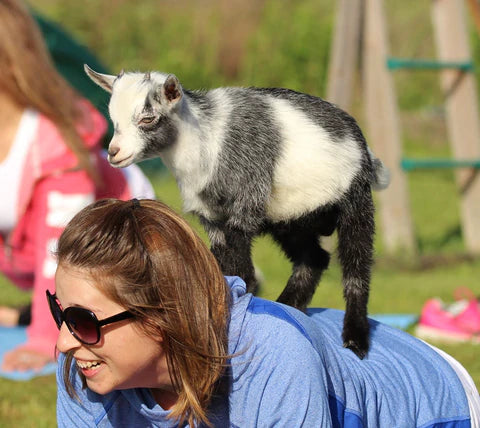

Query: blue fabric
[0,326,56,380]
[56,277,472,427]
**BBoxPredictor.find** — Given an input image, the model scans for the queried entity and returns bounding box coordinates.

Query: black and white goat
[85,64,390,358]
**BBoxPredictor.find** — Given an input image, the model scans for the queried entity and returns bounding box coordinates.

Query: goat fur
[85,64,390,358]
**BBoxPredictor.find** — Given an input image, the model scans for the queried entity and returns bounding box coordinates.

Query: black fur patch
[139,115,178,155]
[185,90,215,119]
[142,97,153,113]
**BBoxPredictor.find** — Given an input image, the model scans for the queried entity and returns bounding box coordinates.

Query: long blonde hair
[0,0,96,180]
[56,199,231,427]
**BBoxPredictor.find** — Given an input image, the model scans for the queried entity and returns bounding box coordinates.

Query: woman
[0,0,154,372]
[52,198,479,427]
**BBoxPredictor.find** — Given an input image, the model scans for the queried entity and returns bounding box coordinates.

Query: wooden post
[323,0,364,253]
[326,0,363,112]
[362,0,417,255]
[432,0,480,254]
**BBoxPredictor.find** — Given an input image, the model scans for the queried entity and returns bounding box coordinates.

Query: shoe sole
[414,325,480,344]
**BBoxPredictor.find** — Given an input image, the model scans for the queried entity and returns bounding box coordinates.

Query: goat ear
[162,74,183,106]
[84,64,116,93]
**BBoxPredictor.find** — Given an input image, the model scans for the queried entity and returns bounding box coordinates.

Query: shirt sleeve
[229,318,333,427]
[23,169,95,356]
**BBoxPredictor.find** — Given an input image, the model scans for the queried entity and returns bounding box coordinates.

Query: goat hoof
[343,340,368,359]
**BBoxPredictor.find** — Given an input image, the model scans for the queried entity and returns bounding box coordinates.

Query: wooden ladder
[327,0,480,256]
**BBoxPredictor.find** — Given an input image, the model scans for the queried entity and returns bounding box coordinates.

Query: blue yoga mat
[307,309,418,331]
[0,326,56,381]
[369,313,418,330]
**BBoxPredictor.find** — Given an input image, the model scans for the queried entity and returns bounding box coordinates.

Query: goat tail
[367,148,390,191]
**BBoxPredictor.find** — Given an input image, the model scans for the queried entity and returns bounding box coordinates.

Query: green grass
[2,0,480,424]
[0,376,57,427]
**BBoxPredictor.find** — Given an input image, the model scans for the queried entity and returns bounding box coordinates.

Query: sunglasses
[46,290,134,345]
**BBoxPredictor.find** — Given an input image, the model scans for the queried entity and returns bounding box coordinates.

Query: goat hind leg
[337,189,375,359]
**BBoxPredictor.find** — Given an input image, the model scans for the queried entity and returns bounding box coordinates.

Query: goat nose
[108,144,120,157]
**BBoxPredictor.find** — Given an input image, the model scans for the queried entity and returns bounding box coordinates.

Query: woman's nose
[56,322,81,353]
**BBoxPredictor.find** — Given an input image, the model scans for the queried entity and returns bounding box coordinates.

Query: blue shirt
[56,277,471,427]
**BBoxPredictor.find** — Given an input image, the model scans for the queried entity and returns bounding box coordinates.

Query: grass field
[1,0,480,425]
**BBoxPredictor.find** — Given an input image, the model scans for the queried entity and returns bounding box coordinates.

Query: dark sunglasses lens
[47,294,63,329]
[65,308,99,345]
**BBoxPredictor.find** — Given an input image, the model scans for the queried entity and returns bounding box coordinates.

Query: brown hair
[0,0,97,181]
[56,199,231,427]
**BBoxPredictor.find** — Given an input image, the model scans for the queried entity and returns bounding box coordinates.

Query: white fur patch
[162,89,230,219]
[46,191,94,227]
[266,98,362,222]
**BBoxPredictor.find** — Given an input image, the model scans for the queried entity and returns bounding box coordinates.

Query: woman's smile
[76,358,104,378]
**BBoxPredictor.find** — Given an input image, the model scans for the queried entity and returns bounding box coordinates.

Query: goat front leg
[271,229,330,312]
[200,219,258,295]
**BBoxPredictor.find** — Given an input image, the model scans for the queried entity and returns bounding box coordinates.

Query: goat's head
[84,64,183,168]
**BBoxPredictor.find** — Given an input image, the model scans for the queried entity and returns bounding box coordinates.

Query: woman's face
[54,264,172,396]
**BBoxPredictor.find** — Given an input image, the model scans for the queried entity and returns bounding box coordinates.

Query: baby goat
[85,64,390,358]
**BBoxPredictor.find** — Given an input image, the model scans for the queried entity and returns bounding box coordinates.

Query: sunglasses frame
[46,290,134,345]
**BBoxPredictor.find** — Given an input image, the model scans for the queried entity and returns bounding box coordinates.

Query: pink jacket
[0,100,151,356]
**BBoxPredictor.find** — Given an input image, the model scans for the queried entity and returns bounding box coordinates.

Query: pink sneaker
[453,287,480,333]
[415,292,480,344]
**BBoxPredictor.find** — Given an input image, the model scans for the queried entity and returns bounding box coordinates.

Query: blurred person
[52,198,479,427]
[0,0,154,372]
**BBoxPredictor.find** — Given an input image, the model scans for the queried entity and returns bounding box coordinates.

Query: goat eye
[139,116,156,125]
